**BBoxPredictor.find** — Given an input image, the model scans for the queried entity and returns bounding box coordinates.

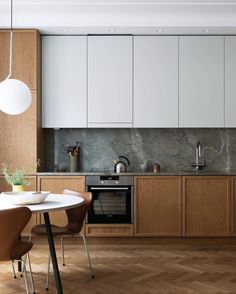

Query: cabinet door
[38,176,85,227]
[225,37,236,127]
[42,36,87,128]
[88,36,132,127]
[134,36,178,127]
[135,176,182,236]
[179,36,224,127]
[183,176,230,236]
[231,177,236,236]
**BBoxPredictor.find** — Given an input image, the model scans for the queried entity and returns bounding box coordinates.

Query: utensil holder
[69,155,79,172]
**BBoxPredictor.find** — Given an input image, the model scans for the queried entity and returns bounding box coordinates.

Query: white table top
[0,194,84,213]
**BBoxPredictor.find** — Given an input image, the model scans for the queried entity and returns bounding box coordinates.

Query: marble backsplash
[45,128,236,172]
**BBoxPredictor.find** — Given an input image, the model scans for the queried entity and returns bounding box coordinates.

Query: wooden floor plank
[1,238,236,293]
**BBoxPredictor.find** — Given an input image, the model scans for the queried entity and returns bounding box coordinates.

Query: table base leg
[43,212,63,294]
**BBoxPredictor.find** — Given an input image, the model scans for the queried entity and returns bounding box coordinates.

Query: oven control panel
[86,175,133,186]
[100,176,119,185]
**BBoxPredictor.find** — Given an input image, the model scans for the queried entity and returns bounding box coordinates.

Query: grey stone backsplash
[45,128,236,172]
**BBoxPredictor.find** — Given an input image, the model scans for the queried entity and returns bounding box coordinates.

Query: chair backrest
[0,207,32,261]
[63,189,92,233]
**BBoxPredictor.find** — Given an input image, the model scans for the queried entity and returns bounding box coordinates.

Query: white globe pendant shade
[0,78,32,115]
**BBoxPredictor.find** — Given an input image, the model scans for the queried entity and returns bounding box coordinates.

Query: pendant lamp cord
[7,0,13,79]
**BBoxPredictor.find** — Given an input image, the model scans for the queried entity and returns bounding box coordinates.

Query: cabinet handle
[90,187,129,190]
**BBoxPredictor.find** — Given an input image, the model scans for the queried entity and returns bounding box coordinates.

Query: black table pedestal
[44,212,63,294]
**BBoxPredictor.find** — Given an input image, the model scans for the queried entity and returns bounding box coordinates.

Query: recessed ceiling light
[108,28,117,33]
[201,28,210,33]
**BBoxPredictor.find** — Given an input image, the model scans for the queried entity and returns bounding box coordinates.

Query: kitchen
[1,0,236,293]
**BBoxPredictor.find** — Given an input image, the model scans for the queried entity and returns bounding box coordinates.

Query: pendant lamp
[0,0,31,115]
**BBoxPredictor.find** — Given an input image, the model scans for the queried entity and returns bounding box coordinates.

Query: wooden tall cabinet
[0,30,44,173]
[183,176,230,236]
[37,176,85,227]
[135,176,182,236]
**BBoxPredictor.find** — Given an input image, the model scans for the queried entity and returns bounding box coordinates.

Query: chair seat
[32,224,78,237]
[10,241,33,260]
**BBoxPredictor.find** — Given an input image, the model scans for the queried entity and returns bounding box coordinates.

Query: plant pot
[12,185,24,192]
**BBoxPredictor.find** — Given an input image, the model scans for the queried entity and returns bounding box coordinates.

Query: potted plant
[2,164,30,192]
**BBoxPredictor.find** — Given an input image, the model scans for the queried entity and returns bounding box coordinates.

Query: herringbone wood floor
[1,237,236,294]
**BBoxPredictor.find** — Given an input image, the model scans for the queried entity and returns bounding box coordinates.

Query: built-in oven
[86,175,133,224]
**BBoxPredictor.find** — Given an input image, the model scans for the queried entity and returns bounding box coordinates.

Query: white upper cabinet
[42,36,87,128]
[225,37,236,127]
[88,36,133,127]
[179,36,224,128]
[134,36,178,127]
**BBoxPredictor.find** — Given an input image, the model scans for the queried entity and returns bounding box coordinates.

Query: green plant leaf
[2,164,30,186]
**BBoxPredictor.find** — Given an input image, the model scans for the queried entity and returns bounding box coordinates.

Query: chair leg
[11,261,17,279]
[61,236,65,266]
[21,255,27,277]
[20,235,32,278]
[80,233,94,278]
[45,251,50,291]
[27,253,36,294]
[21,259,29,294]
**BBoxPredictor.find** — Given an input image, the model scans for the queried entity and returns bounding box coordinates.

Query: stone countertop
[37,170,236,176]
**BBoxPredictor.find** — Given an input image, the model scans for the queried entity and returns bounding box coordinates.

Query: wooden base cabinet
[0,175,38,236]
[231,176,236,236]
[37,176,85,227]
[135,176,182,236]
[183,176,230,236]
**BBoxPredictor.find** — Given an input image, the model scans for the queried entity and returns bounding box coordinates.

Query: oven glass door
[87,186,132,224]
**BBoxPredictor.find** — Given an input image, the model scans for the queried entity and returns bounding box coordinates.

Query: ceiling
[0,0,236,35]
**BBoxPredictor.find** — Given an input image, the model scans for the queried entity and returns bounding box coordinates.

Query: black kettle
[114,156,130,173]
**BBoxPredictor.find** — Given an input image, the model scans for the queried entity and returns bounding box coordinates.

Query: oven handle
[90,187,129,190]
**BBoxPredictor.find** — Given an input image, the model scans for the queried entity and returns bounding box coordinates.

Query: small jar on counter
[153,162,160,173]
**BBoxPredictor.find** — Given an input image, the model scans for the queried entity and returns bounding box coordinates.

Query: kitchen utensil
[114,156,130,173]
[67,141,80,156]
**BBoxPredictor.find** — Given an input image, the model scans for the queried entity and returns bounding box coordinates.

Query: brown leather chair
[31,189,94,290]
[0,207,35,294]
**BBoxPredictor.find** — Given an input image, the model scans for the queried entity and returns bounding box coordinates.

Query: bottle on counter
[153,162,160,173]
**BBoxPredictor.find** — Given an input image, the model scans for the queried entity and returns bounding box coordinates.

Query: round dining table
[0,193,84,294]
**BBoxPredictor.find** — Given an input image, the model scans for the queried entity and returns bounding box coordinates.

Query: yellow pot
[12,185,24,192]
